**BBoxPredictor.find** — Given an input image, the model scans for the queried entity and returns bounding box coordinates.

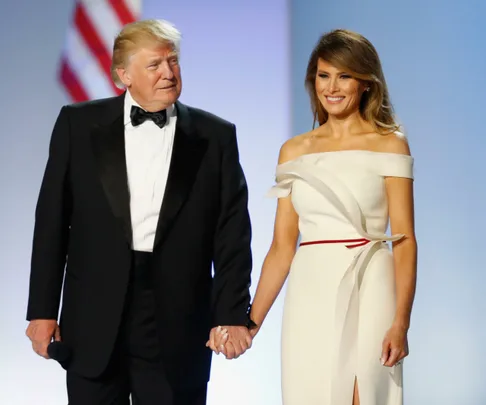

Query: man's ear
[116,67,131,87]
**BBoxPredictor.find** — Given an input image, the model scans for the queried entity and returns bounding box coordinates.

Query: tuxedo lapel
[153,102,208,249]
[90,93,132,246]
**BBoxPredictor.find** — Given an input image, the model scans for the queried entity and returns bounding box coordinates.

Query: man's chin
[155,90,180,104]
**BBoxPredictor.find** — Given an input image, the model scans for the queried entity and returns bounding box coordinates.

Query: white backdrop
[0,1,289,404]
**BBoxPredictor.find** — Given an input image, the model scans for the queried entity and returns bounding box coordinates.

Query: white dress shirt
[124,90,177,252]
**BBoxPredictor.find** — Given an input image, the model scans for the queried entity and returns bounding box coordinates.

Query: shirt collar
[124,90,176,126]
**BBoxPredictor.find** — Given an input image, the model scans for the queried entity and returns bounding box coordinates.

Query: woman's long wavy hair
[305,29,400,134]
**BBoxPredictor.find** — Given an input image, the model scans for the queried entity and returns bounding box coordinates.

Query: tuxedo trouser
[66,251,207,405]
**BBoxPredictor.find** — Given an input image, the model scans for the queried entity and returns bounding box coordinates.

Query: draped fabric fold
[269,160,404,404]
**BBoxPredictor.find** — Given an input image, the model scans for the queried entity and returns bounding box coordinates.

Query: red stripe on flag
[108,0,136,26]
[74,4,121,95]
[59,58,89,102]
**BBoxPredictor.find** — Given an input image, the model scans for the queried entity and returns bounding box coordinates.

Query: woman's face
[315,58,367,119]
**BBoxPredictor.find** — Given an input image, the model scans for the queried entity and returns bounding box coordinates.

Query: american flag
[59,0,142,102]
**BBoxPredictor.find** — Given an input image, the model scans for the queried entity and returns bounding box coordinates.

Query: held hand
[380,324,409,367]
[206,326,229,355]
[26,319,60,359]
[219,326,252,360]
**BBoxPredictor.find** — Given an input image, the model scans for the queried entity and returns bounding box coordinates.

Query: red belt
[299,238,372,249]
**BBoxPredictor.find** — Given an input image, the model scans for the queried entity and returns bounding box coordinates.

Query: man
[25,19,255,405]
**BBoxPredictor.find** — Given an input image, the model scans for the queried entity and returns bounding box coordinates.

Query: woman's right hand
[206,326,228,354]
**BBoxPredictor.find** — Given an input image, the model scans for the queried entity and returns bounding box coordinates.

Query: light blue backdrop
[291,1,486,404]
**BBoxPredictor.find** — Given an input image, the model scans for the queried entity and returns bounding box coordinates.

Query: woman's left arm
[382,135,418,366]
[386,174,417,330]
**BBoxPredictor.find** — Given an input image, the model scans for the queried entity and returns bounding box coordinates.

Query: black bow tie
[130,105,167,128]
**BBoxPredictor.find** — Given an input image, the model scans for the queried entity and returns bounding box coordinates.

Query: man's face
[117,42,182,111]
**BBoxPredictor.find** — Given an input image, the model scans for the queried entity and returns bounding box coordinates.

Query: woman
[251,29,416,405]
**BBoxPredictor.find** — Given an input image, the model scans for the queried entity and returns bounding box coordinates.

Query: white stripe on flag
[79,0,122,55]
[126,0,142,19]
[65,27,115,100]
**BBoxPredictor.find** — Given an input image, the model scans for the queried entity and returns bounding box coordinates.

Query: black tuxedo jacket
[26,93,253,388]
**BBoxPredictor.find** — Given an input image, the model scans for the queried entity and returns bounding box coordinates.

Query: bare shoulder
[278,133,311,164]
[378,131,411,156]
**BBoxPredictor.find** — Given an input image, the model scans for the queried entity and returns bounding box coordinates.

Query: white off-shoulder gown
[267,151,414,405]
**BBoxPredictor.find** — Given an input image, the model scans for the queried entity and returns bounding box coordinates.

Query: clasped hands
[205,325,254,359]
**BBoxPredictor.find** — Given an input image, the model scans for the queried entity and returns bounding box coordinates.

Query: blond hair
[305,29,399,134]
[110,19,181,88]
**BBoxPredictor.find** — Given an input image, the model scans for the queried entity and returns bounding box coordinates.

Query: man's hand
[26,319,60,359]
